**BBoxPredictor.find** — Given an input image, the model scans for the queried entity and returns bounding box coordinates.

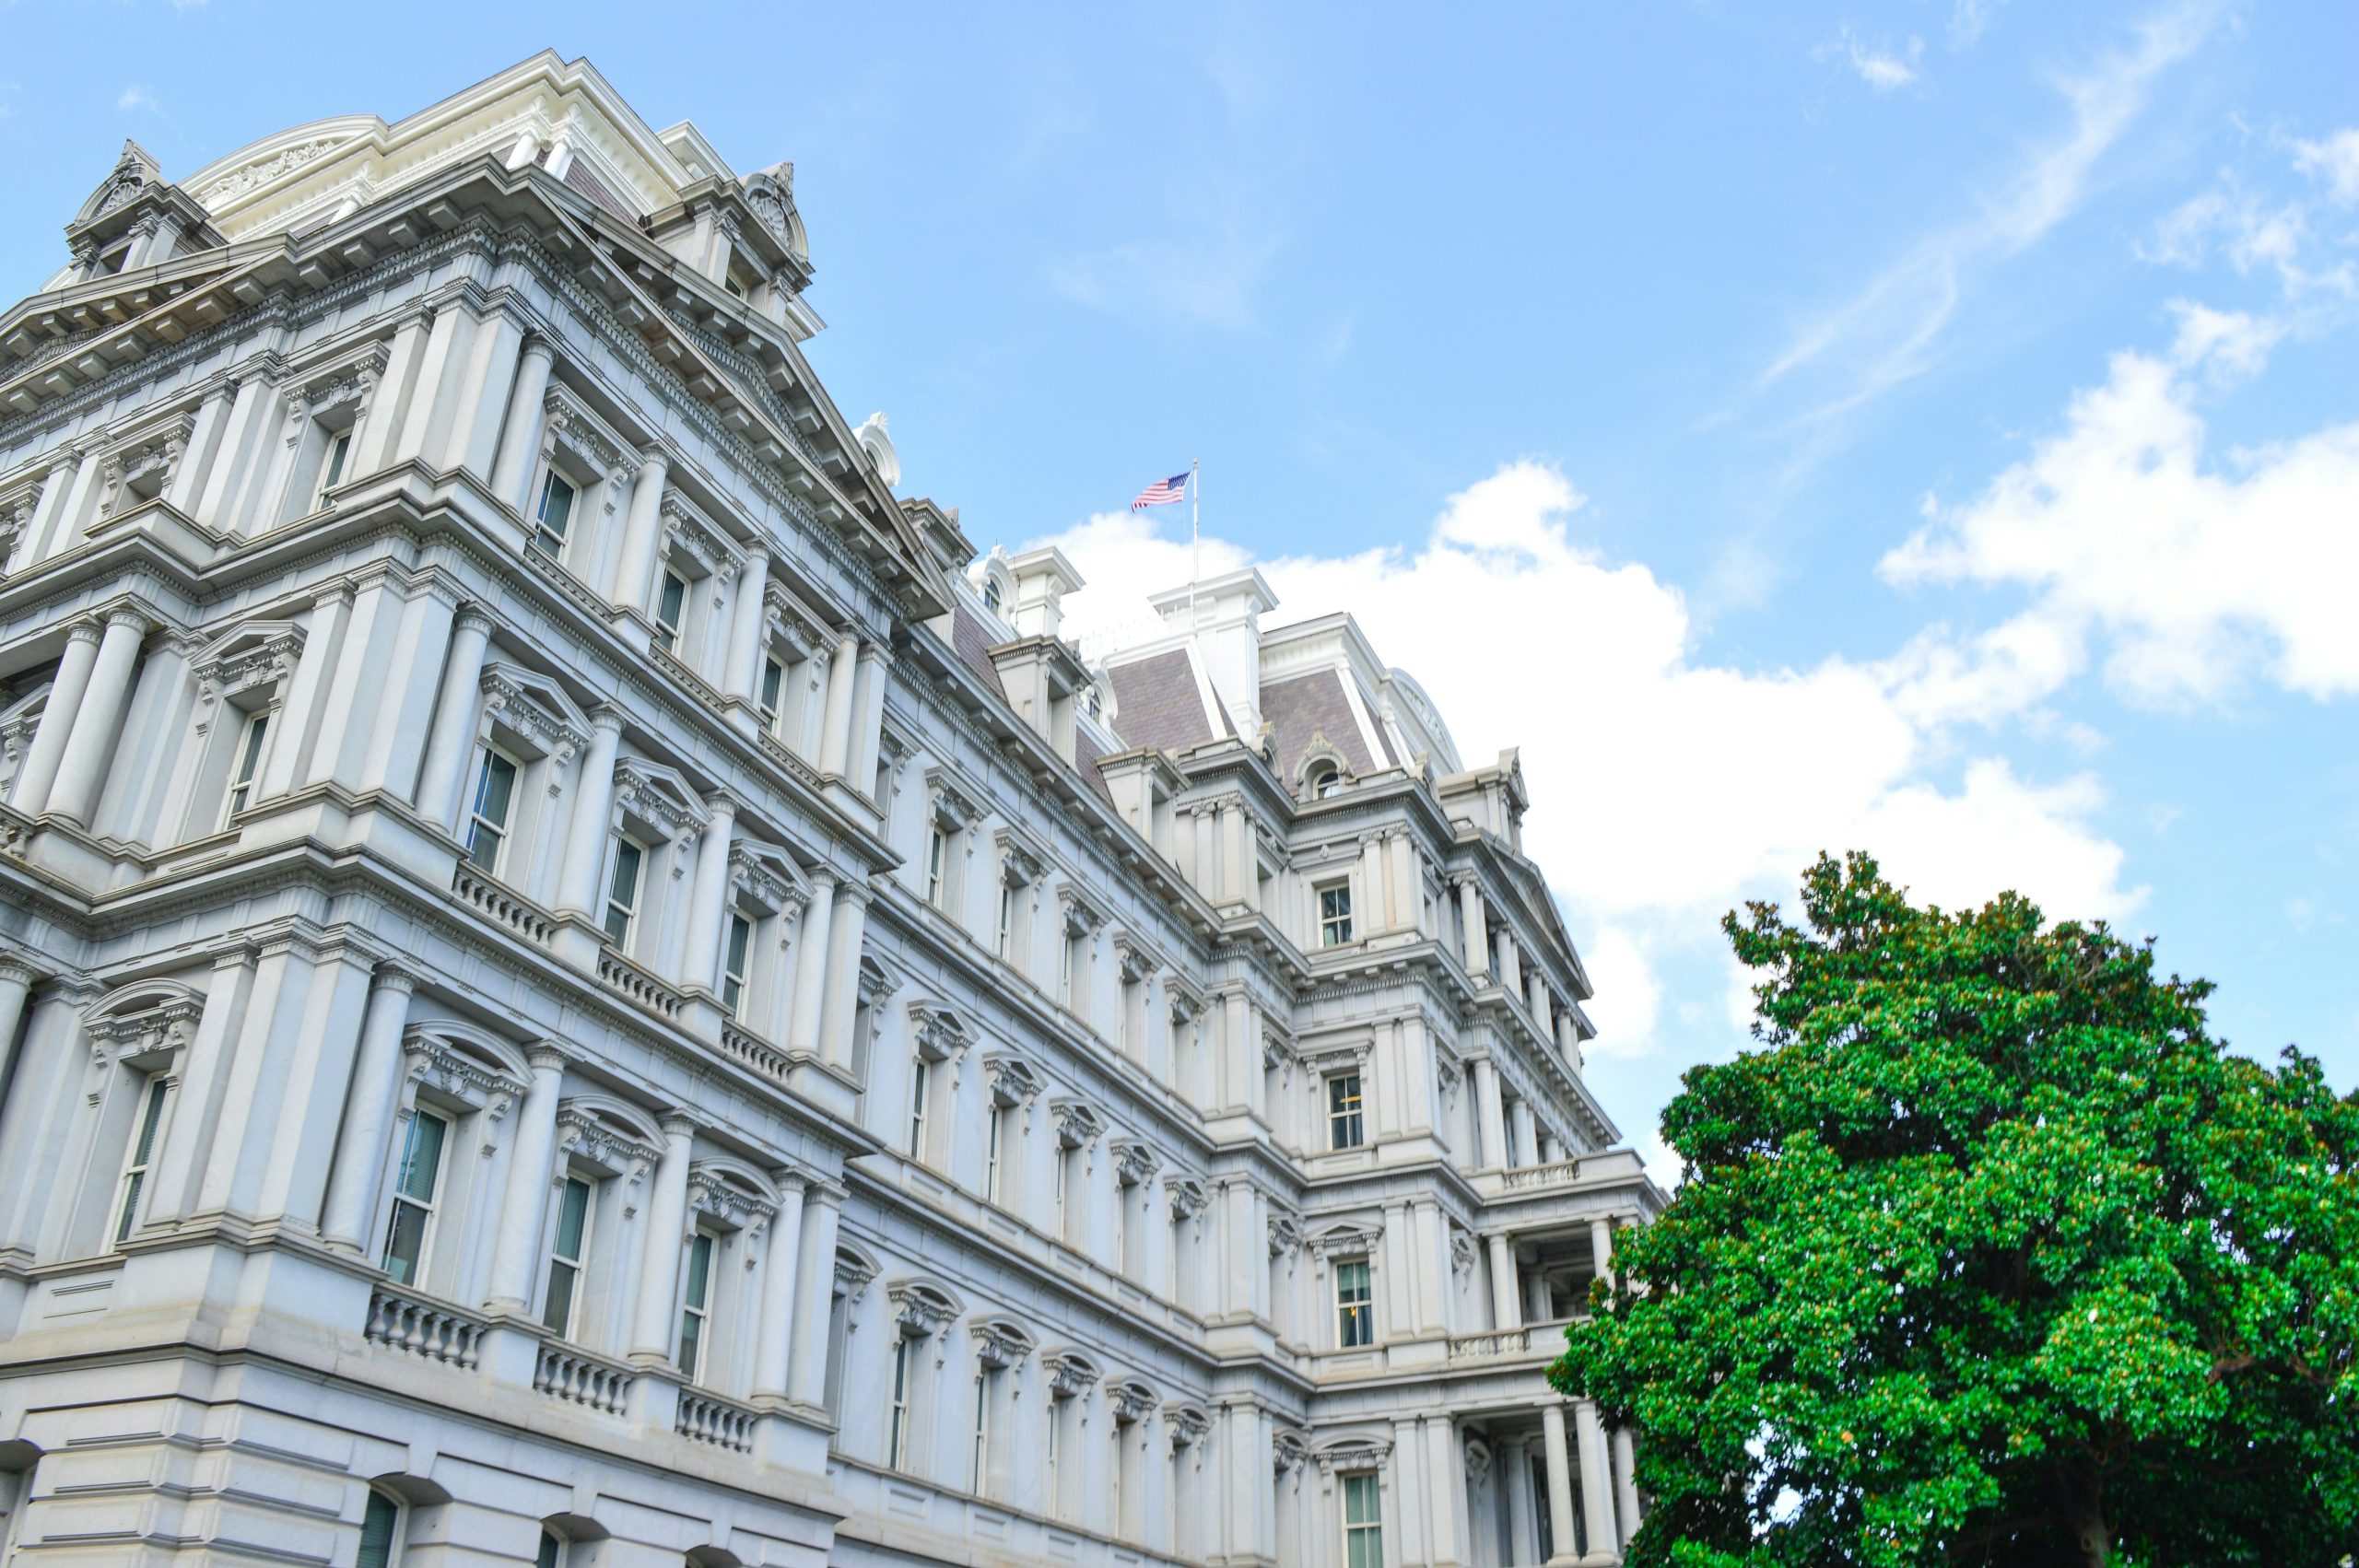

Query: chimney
[1146,568,1277,740]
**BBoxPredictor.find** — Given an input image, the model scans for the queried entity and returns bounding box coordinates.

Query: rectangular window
[534,471,577,556]
[222,708,270,825]
[1319,882,1354,947]
[887,1337,914,1469]
[464,747,520,874]
[1112,1185,1128,1276]
[971,1369,991,1491]
[539,1175,593,1339]
[984,1106,1006,1202]
[1343,1472,1382,1568]
[317,428,353,508]
[381,1108,450,1286]
[1053,1150,1069,1237]
[1328,1072,1366,1151]
[602,837,643,949]
[111,1075,170,1246]
[1047,1406,1062,1517]
[721,913,753,1015]
[358,1491,402,1568]
[996,884,1015,961]
[675,1230,715,1380]
[908,1057,930,1160]
[651,569,688,653]
[1335,1258,1374,1348]
[924,826,948,910]
[758,655,786,731]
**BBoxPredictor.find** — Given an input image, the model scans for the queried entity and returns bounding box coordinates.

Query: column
[1359,837,1390,934]
[1500,1435,1539,1568]
[818,883,869,1069]
[750,1175,809,1401]
[1514,1102,1540,1168]
[45,607,148,825]
[784,871,836,1059]
[1611,1429,1640,1551]
[318,966,418,1253]
[412,608,496,832]
[552,709,624,918]
[786,1184,843,1406]
[1487,1234,1521,1331]
[487,337,556,511]
[1539,1403,1579,1567]
[1530,972,1551,1026]
[0,991,83,1254]
[1496,932,1523,1001]
[678,794,738,994]
[484,1045,567,1313]
[1472,1057,1508,1171]
[1427,1415,1469,1568]
[193,375,268,528]
[0,959,35,1094]
[258,585,352,798]
[7,622,100,813]
[610,450,670,613]
[628,1115,697,1363]
[1574,1400,1615,1562]
[1590,1219,1614,1291]
[1557,1010,1581,1061]
[816,634,859,778]
[1540,1131,1564,1165]
[725,548,771,705]
[847,642,888,789]
[390,300,465,467]
[1457,879,1489,980]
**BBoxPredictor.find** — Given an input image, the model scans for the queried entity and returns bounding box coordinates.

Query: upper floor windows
[651,568,688,654]
[532,471,577,558]
[758,654,786,731]
[675,1229,717,1380]
[111,1073,170,1247]
[315,428,354,509]
[1328,1072,1366,1151]
[1308,762,1344,801]
[1341,1472,1383,1568]
[1319,881,1355,947]
[358,1488,405,1568]
[463,746,520,874]
[602,836,644,950]
[924,824,949,911]
[539,1175,593,1339]
[721,913,753,1016]
[381,1108,450,1287]
[1335,1258,1374,1348]
[887,1334,916,1470]
[220,708,271,828]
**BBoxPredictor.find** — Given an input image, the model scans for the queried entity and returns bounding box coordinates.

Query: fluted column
[484,1045,568,1312]
[413,608,496,832]
[1611,1429,1640,1550]
[487,338,556,511]
[1487,1234,1521,1331]
[610,450,669,613]
[1457,878,1489,980]
[553,709,624,918]
[1472,1057,1508,1171]
[46,608,148,825]
[816,634,859,778]
[9,625,100,814]
[784,870,836,1059]
[750,1174,809,1401]
[678,794,739,993]
[1501,1434,1540,1568]
[725,548,771,705]
[819,883,871,1069]
[785,1184,842,1406]
[317,965,419,1253]
[1540,1402,1579,1567]
[628,1115,697,1363]
[0,959,39,1105]
[1575,1400,1616,1562]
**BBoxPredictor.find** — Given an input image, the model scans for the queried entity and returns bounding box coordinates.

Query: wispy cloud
[1948,0,2012,51]
[2292,128,2359,205]
[117,85,163,114]
[1763,3,2222,426]
[1817,27,1924,92]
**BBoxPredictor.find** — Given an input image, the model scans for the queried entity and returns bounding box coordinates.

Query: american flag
[1130,471,1190,509]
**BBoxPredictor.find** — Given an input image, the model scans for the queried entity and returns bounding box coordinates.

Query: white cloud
[1029,460,2145,1065]
[1818,27,1924,91]
[2293,128,2359,205]
[1948,0,2011,50]
[1048,228,1281,329]
[1882,324,2359,706]
[116,85,161,114]
[1766,3,2219,422]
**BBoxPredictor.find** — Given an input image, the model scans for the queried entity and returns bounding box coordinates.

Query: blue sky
[5,1,2354,1176]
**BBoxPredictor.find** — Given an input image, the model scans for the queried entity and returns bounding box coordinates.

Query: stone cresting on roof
[1261,669,1383,782]
[1106,649,1223,755]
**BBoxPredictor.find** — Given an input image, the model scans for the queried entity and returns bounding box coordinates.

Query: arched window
[357,1488,404,1568]
[1307,763,1343,800]
[981,578,1003,613]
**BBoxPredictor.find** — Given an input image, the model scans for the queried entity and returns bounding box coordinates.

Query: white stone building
[0,55,1661,1568]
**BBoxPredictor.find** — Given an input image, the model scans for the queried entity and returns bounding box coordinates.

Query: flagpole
[1189,458,1201,632]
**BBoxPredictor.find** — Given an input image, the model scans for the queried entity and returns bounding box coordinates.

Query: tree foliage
[1552,852,2359,1568]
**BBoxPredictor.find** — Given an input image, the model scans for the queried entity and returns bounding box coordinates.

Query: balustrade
[364,1286,486,1369]
[534,1342,633,1415]
[675,1387,757,1452]
[452,863,556,945]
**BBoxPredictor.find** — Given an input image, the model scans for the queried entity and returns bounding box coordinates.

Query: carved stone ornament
[1309,1220,1382,1264]
[612,759,710,842]
[1449,1229,1476,1275]
[543,380,639,485]
[1042,1350,1100,1400]
[552,1105,661,1186]
[970,1317,1035,1371]
[924,767,980,830]
[984,1052,1041,1108]
[1050,1096,1105,1151]
[743,170,804,258]
[906,1000,973,1064]
[1164,1403,1211,1449]
[1462,1436,1494,1480]
[1110,1138,1162,1188]
[1113,936,1156,987]
[201,137,343,206]
[657,490,745,582]
[835,1250,879,1307]
[84,994,202,1066]
[887,1280,957,1339]
[1166,1176,1209,1222]
[77,140,160,226]
[993,828,1044,889]
[283,344,390,423]
[725,839,803,917]
[761,580,828,659]
[479,665,592,769]
[1268,1211,1303,1258]
[191,621,305,703]
[98,414,196,517]
[687,1167,778,1235]
[1274,1430,1310,1474]
[1057,885,1106,938]
[1110,1379,1159,1425]
[400,1036,528,1121]
[1312,1435,1394,1476]
[1165,979,1203,1024]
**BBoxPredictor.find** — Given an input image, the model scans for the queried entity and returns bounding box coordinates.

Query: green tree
[1553,852,2359,1568]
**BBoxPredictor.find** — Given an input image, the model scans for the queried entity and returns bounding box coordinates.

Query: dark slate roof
[1107,649,1225,754]
[1073,730,1116,807]
[563,158,639,222]
[950,608,1009,701]
[1261,669,1383,782]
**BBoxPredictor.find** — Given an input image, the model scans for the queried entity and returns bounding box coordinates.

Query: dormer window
[534,471,578,557]
[1309,763,1344,801]
[981,578,1003,613]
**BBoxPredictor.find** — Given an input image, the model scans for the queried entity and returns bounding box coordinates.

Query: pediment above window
[657,489,745,582]
[1311,1433,1393,1474]
[886,1276,961,1338]
[982,1051,1041,1108]
[400,1023,530,1118]
[1309,1219,1382,1263]
[1040,1349,1100,1400]
[479,662,592,767]
[906,1000,974,1063]
[554,1094,663,1184]
[611,758,710,842]
[1166,1175,1209,1220]
[726,838,806,916]
[191,620,305,700]
[543,380,639,485]
[969,1316,1036,1371]
[1109,1378,1159,1425]
[687,1157,780,1235]
[1110,1138,1162,1188]
[1050,1096,1104,1151]
[83,978,203,1065]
